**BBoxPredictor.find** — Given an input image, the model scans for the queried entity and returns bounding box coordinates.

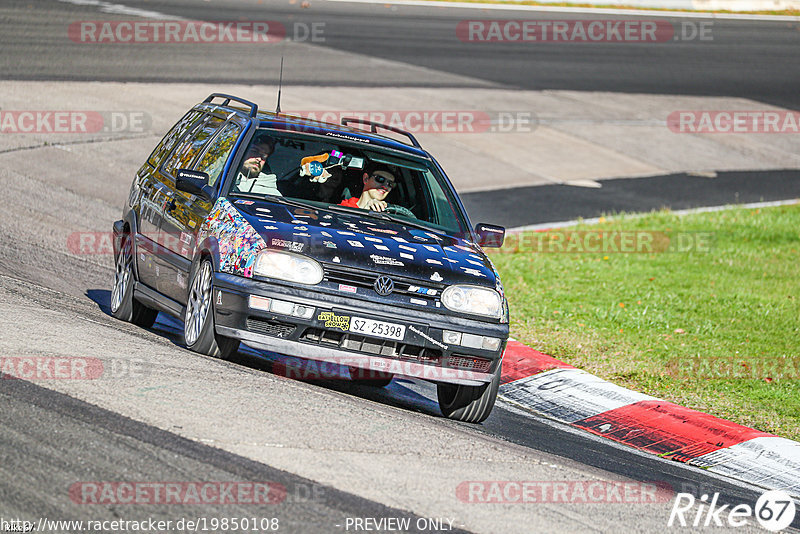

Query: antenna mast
[276,56,284,114]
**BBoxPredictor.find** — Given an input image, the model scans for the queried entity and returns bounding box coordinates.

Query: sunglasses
[246,148,272,161]
[371,174,396,188]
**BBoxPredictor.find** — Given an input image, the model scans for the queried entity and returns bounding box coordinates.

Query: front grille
[301,327,442,363]
[323,264,443,303]
[448,354,492,373]
[246,317,296,338]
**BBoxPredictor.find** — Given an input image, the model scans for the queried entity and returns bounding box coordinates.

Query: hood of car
[229,198,496,287]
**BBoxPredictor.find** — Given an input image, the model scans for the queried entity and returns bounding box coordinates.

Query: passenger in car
[232,134,281,196]
[339,167,396,212]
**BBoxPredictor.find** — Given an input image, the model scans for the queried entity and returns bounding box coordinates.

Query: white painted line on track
[57,0,181,20]
[508,198,800,232]
[325,0,800,21]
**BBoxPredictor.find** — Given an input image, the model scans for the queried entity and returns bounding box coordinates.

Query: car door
[134,109,205,290]
[155,113,238,302]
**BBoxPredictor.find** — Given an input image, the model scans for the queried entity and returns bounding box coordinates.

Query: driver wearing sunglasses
[339,168,396,212]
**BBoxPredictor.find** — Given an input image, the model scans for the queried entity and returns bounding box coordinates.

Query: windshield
[225,129,469,236]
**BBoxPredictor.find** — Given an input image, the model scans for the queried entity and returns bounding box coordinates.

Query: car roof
[195,93,430,159]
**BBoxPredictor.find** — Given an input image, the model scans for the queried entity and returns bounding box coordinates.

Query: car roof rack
[203,93,259,118]
[340,117,422,149]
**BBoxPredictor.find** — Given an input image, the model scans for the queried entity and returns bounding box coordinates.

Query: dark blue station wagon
[112,94,508,423]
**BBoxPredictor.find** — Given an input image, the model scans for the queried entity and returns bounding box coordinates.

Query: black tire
[437,363,501,423]
[184,259,240,360]
[347,366,394,387]
[110,234,158,328]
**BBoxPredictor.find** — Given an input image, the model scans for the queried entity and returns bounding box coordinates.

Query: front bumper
[213,272,508,386]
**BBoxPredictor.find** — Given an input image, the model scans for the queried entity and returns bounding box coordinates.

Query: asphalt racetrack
[1,0,799,532]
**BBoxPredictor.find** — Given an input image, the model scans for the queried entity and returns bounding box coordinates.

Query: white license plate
[349,317,406,341]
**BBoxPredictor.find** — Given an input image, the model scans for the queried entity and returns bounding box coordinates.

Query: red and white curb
[499,340,800,498]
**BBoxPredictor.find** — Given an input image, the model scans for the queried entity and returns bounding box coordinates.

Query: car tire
[347,366,394,387]
[110,234,158,328]
[437,363,501,423]
[184,259,240,360]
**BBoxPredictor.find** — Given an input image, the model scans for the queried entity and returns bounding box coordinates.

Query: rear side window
[147,110,204,167]
[194,122,242,187]
[163,115,226,177]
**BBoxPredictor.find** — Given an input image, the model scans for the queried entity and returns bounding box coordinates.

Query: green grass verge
[489,203,800,440]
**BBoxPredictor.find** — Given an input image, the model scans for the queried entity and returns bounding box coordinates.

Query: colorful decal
[198,198,266,278]
[408,325,448,351]
[317,311,350,330]
[370,255,403,266]
[408,285,438,296]
[347,240,364,248]
[272,238,304,252]
[372,228,398,235]
[338,284,357,294]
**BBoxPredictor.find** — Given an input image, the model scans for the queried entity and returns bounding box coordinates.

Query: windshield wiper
[323,204,444,235]
[229,192,315,211]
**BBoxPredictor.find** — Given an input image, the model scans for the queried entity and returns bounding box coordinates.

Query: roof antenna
[275,55,284,114]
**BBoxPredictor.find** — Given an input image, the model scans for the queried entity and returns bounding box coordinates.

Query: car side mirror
[176,169,214,202]
[475,223,505,248]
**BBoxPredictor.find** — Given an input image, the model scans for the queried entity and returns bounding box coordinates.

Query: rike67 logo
[668,490,796,531]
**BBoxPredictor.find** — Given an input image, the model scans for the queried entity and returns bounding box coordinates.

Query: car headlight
[441,285,502,318]
[253,250,323,285]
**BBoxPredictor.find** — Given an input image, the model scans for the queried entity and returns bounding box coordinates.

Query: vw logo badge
[374,276,394,296]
